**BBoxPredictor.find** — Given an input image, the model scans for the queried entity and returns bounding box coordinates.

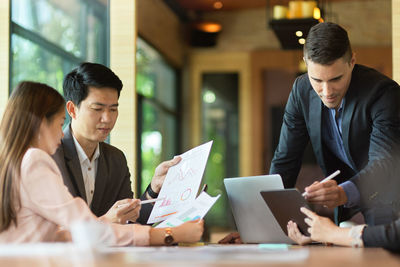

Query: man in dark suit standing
[270,22,400,223]
[53,62,179,225]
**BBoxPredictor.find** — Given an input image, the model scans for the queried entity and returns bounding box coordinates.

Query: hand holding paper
[147,141,213,224]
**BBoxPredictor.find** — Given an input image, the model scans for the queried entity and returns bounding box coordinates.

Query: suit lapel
[341,84,358,171]
[63,126,87,202]
[91,143,108,213]
[309,91,325,169]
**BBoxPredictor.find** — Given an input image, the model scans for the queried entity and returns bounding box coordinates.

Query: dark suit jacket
[52,126,152,224]
[270,64,400,222]
[350,156,400,251]
[363,219,400,251]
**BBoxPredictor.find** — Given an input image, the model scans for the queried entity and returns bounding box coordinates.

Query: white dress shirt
[72,135,100,207]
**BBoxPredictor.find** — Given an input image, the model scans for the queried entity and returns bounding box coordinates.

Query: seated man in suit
[270,22,400,224]
[288,155,400,251]
[53,62,179,224]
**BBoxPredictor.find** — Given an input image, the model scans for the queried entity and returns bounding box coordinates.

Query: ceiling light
[213,1,223,10]
[195,22,222,33]
[298,38,306,45]
[295,31,303,37]
[313,7,321,20]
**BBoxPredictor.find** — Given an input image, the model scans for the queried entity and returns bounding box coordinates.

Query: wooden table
[0,245,398,266]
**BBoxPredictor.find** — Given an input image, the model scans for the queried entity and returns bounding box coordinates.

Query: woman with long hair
[0,81,203,245]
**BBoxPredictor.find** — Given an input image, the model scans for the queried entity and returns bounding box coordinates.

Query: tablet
[260,189,311,237]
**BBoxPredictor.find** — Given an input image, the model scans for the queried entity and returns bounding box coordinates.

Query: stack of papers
[147,141,220,226]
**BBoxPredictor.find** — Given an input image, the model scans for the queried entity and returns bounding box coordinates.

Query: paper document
[147,141,213,224]
[156,192,220,228]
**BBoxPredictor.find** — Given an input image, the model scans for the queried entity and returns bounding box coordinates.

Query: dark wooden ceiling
[175,0,349,12]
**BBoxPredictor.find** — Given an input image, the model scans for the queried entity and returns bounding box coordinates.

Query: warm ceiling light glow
[295,31,303,37]
[213,1,223,10]
[313,7,321,20]
[195,22,222,33]
[298,38,306,45]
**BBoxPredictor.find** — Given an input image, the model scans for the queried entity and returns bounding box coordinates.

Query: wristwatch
[164,227,175,245]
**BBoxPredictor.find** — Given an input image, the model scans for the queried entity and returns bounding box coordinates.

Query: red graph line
[155,211,177,219]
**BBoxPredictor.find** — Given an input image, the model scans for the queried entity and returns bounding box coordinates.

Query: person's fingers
[219,232,239,244]
[292,222,306,242]
[120,205,141,221]
[287,221,297,239]
[300,207,317,219]
[129,199,140,208]
[307,197,339,208]
[162,156,181,170]
[292,222,301,236]
[123,213,138,223]
[305,179,337,192]
[304,217,313,226]
[305,182,323,192]
[170,156,181,165]
[322,180,338,187]
[114,198,133,207]
[234,238,242,244]
[290,222,313,245]
[305,187,340,202]
[116,200,140,216]
[307,227,312,234]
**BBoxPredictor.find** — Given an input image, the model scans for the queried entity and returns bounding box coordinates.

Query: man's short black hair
[304,22,352,65]
[63,62,123,106]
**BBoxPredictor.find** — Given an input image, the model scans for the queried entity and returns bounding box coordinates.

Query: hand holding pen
[106,198,164,224]
[117,197,165,208]
[302,170,348,208]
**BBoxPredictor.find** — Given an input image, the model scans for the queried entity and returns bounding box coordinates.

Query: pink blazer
[0,148,150,246]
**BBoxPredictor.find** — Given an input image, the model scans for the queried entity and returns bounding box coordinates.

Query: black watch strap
[147,184,159,198]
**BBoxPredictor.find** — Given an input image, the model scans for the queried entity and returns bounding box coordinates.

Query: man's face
[69,86,119,144]
[306,55,355,110]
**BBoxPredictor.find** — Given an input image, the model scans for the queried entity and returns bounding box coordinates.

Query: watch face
[164,234,174,245]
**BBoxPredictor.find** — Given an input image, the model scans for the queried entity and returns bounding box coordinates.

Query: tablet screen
[260,189,311,237]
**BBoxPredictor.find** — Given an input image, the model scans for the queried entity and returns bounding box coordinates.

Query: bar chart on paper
[147,141,213,224]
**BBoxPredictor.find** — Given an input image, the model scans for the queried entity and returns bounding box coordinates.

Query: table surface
[0,244,399,267]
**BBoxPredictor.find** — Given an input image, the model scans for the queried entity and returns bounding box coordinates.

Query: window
[202,73,239,229]
[10,0,108,93]
[136,37,180,194]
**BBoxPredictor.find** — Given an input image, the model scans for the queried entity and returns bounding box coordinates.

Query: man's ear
[350,52,356,67]
[66,101,77,119]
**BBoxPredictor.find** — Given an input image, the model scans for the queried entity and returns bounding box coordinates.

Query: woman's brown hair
[0,81,65,232]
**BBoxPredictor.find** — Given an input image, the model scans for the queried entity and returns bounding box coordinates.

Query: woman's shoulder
[22,148,57,169]
[23,147,51,159]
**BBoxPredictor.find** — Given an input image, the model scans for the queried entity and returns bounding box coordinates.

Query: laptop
[260,189,312,236]
[224,175,293,244]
